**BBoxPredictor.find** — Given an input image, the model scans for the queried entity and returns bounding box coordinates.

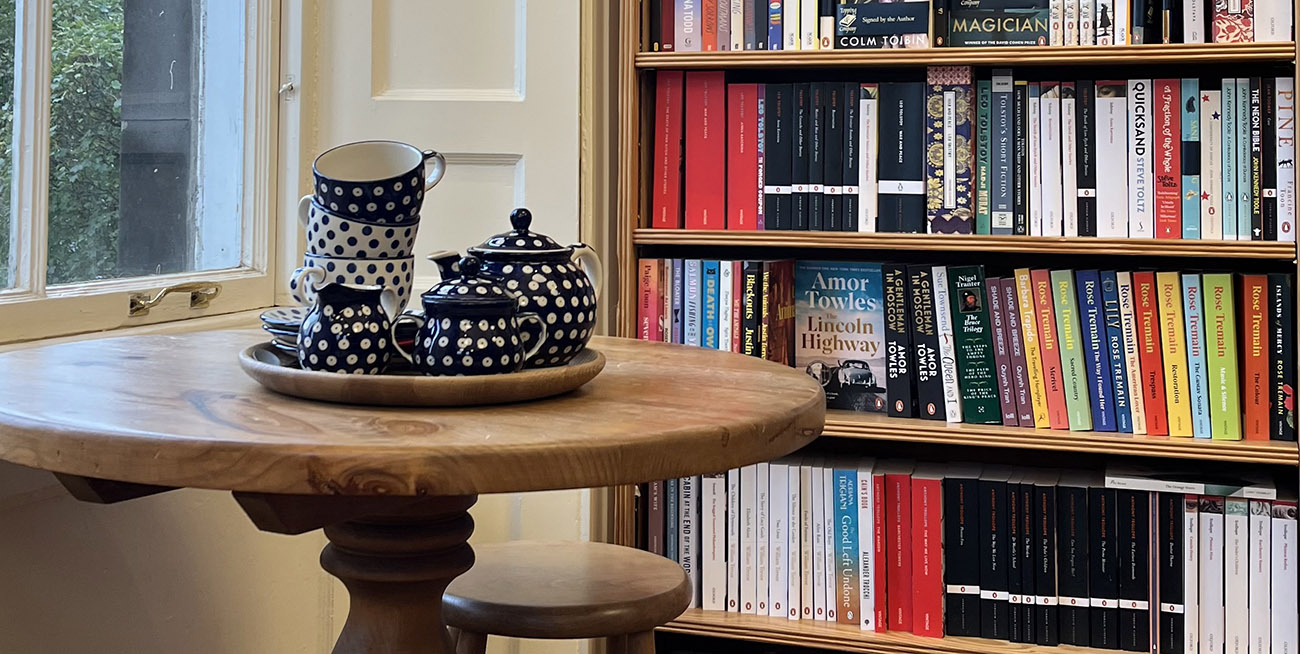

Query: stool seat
[444,540,691,640]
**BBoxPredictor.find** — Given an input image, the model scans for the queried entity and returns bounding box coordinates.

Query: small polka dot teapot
[428,208,602,368]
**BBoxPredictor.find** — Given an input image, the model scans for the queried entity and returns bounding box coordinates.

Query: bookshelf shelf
[661,609,1113,654]
[635,42,1298,70]
[633,229,1300,260]
[822,410,1299,465]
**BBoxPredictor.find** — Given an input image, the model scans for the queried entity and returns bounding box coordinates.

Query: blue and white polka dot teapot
[429,208,601,368]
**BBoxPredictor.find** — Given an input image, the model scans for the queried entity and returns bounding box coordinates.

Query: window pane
[47,0,244,286]
[0,0,13,289]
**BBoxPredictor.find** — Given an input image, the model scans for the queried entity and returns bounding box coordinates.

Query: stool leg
[454,631,487,654]
[614,631,654,654]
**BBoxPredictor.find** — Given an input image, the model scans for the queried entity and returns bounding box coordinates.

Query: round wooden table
[0,330,824,654]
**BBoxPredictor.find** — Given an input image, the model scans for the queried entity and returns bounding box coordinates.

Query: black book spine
[824,82,844,232]
[878,82,927,233]
[1269,273,1295,440]
[944,476,983,637]
[885,265,916,417]
[1019,482,1037,644]
[1263,77,1278,240]
[650,0,662,51]
[810,82,827,231]
[1034,481,1059,646]
[1158,493,1184,654]
[1117,489,1151,652]
[933,0,951,46]
[1089,486,1121,649]
[843,82,860,232]
[793,83,811,230]
[1252,77,1264,240]
[1013,81,1028,236]
[765,84,794,230]
[980,478,1011,640]
[909,265,946,420]
[1057,483,1091,647]
[754,0,768,49]
[1132,0,1148,42]
[1008,481,1024,642]
[741,261,765,358]
[1077,80,1098,237]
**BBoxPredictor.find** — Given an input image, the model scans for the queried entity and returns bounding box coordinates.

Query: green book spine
[949,265,1002,423]
[1204,273,1243,440]
[1051,269,1093,431]
[976,80,992,235]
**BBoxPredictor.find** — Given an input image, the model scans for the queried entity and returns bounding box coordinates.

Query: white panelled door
[310,4,588,654]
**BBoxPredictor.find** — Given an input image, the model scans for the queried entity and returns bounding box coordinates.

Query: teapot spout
[425,250,462,280]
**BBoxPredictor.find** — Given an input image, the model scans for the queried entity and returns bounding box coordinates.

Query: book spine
[1276,78,1295,242]
[911,265,946,420]
[792,83,811,230]
[888,472,914,632]
[926,66,975,234]
[1182,496,1200,654]
[1238,78,1252,240]
[1212,0,1253,42]
[1035,480,1060,646]
[1200,497,1225,654]
[768,0,782,49]
[788,464,801,619]
[1129,80,1156,238]
[1041,82,1064,237]
[702,260,719,349]
[731,0,744,49]
[1003,278,1035,425]
[1081,0,1096,42]
[818,0,834,49]
[1065,0,1081,43]
[913,477,944,637]
[663,262,675,342]
[755,0,769,49]
[743,0,757,49]
[989,278,1019,426]
[1268,273,1295,440]
[877,83,927,234]
[991,71,1015,235]
[933,266,964,423]
[1051,0,1066,43]
[740,261,761,356]
[784,0,800,49]
[1117,489,1151,652]
[703,0,718,50]
[1016,269,1052,427]
[1052,269,1094,431]
[767,461,788,617]
[978,476,1010,640]
[1241,274,1270,439]
[1224,79,1239,240]
[1158,493,1185,654]
[873,470,888,631]
[842,82,859,233]
[1102,271,1134,433]
[1270,501,1298,652]
[949,265,1001,423]
[1154,79,1183,239]
[1204,273,1242,440]
[1203,90,1224,240]
[1135,271,1171,436]
[638,259,661,341]
[823,466,836,621]
[685,259,702,346]
[1077,80,1098,237]
[1115,0,1131,42]
[1182,79,1202,240]
[945,475,982,637]
[667,478,680,562]
[1248,499,1271,654]
[1063,83,1081,237]
[764,84,793,230]
[1225,498,1249,654]
[1058,483,1091,646]
[1262,77,1277,240]
[976,80,992,235]
[685,72,727,229]
[824,83,844,232]
[1078,270,1118,431]
[1182,273,1213,440]
[1019,482,1037,643]
[1251,78,1264,239]
[648,480,665,555]
[809,82,825,231]
[678,0,700,51]
[728,84,759,229]
[1096,0,1114,42]
[679,474,700,608]
[717,261,733,351]
[1029,83,1043,237]
[1033,269,1071,430]
[1014,81,1029,236]
[701,472,726,610]
[859,83,879,232]
[800,463,814,619]
[833,465,861,625]
[756,86,766,229]
[885,265,916,418]
[1118,272,1150,434]
[1182,0,1205,40]
[1008,479,1024,642]
[740,465,757,613]
[755,461,769,614]
[1090,486,1121,649]
[653,72,686,230]
[731,261,743,353]
[727,468,741,611]
[1157,271,1193,436]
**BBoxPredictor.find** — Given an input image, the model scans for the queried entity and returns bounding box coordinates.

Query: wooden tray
[238,342,606,407]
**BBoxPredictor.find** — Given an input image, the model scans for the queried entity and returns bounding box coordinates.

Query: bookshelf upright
[610,1,1300,652]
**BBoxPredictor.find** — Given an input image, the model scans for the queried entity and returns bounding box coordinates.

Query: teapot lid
[469,208,568,256]
[421,255,515,308]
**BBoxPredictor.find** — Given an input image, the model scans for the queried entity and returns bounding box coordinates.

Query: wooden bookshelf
[636,42,1298,69]
[660,609,1113,654]
[634,229,1300,259]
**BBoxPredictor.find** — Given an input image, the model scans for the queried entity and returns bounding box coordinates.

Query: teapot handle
[296,194,313,228]
[570,244,603,301]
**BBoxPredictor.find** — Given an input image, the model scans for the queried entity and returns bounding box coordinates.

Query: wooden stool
[444,540,692,654]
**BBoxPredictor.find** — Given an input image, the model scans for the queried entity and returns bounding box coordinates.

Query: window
[0,0,278,342]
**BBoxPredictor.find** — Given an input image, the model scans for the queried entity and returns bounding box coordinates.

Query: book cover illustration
[1182,79,1202,240]
[926,66,975,234]
[1212,0,1254,42]
[949,265,1001,423]
[796,261,887,412]
[835,1,932,48]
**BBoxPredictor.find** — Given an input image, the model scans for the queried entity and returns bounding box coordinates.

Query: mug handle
[296,194,313,229]
[390,313,427,364]
[379,288,400,320]
[422,150,447,191]
[517,312,548,362]
[570,243,603,301]
[289,265,327,306]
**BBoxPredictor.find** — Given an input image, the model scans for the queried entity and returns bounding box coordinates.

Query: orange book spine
[1134,271,1170,436]
[1240,274,1270,439]
[1032,269,1070,430]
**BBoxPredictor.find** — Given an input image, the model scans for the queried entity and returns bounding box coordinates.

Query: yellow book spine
[1156,271,1193,437]
[1015,268,1051,428]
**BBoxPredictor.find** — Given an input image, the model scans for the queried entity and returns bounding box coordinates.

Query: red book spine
[911,477,944,638]
[1134,271,1170,435]
[702,0,718,51]
[1154,79,1183,239]
[1031,269,1070,430]
[887,472,913,633]
[662,0,676,51]
[685,72,727,229]
[731,261,744,352]
[637,259,661,340]
[653,71,685,229]
[873,471,889,632]
[1241,274,1270,439]
[728,83,759,229]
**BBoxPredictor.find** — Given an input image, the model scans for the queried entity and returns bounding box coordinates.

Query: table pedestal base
[319,495,478,654]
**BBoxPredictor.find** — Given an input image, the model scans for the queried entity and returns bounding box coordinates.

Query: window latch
[128,282,223,317]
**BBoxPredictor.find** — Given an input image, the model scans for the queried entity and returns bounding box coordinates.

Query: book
[1201,496,1227,654]
[1057,471,1092,647]
[933,266,964,423]
[1154,79,1182,239]
[832,459,861,625]
[799,461,814,619]
[911,464,945,638]
[1225,498,1250,654]
[1241,274,1270,440]
[1052,269,1093,431]
[884,265,915,417]
[768,0,782,49]
[728,83,759,229]
[1237,78,1252,240]
[1277,78,1295,242]
[1031,470,1061,646]
[1129,79,1155,238]
[1041,82,1065,236]
[685,72,727,229]
[678,0,701,51]
[1090,483,1121,649]
[1028,83,1043,236]
[948,0,1051,45]
[808,82,825,230]
[668,478,680,562]
[925,66,975,234]
[949,265,1001,423]
[1118,272,1149,434]
[991,71,1015,235]
[877,83,927,233]
[1183,496,1201,654]
[1076,80,1098,237]
[685,259,703,347]
[1203,89,1224,240]
[765,260,796,366]
[1062,83,1080,236]
[639,259,663,342]
[757,86,767,229]
[843,81,860,232]
[1224,79,1240,239]
[793,84,811,230]
[1182,273,1212,440]
[1033,269,1071,429]
[1018,477,1038,643]
[859,83,880,232]
[978,466,1013,640]
[1104,464,1278,498]
[857,458,880,629]
[1157,492,1185,654]
[756,461,770,614]
[835,0,933,47]
[703,0,718,51]
[988,277,1019,426]
[1135,271,1170,435]
[1096,81,1130,237]
[740,261,763,356]
[944,466,983,637]
[1015,269,1052,427]
[1271,500,1299,652]
[1003,278,1035,425]
[1262,77,1277,240]
[1014,81,1029,235]
[884,461,915,632]
[824,83,844,231]
[1212,0,1253,41]
[976,80,992,234]
[740,464,758,613]
[680,474,700,608]
[1251,78,1264,240]
[702,260,720,348]
[1181,78,1201,240]
[1248,499,1272,654]
[700,472,727,610]
[786,461,801,620]
[727,467,741,612]
[823,464,836,621]
[784,0,800,49]
[1077,270,1117,432]
[795,261,887,413]
[1269,273,1295,440]
[1008,470,1026,642]
[910,265,946,420]
[768,459,789,617]
[1158,271,1193,437]
[764,84,794,230]
[1117,489,1151,651]
[653,71,686,229]
[1101,271,1134,433]
[1204,273,1242,440]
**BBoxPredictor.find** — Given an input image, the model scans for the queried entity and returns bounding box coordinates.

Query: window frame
[0,0,282,343]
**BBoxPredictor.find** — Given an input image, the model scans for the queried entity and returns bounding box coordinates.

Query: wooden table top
[0,330,824,496]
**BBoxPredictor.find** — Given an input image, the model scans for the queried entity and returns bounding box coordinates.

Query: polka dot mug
[290,253,415,312]
[298,197,419,258]
[308,140,445,224]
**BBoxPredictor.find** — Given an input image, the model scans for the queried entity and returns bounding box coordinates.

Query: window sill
[0,308,265,353]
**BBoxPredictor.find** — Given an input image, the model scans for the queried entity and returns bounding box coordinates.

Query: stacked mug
[290,140,447,313]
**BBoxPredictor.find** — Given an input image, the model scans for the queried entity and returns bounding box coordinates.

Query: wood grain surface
[0,330,824,496]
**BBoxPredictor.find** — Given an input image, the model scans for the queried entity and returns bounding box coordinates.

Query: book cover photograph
[796,261,888,413]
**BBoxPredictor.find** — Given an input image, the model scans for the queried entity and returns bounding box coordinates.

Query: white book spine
[799,463,814,620]
[857,460,877,631]
[1118,272,1148,434]
[860,86,879,232]
[768,462,788,618]
[1203,90,1224,240]
[680,475,700,609]
[784,0,800,50]
[1256,0,1292,41]
[1051,0,1066,44]
[732,0,745,50]
[932,265,963,423]
[727,468,742,612]
[1097,83,1130,237]
[822,466,836,622]
[1029,85,1044,237]
[1080,0,1096,43]
[819,8,834,49]
[1185,496,1201,653]
[1096,0,1114,43]
[741,464,758,614]
[1065,0,1080,44]
[1225,498,1249,654]
[718,262,733,351]
[1128,80,1155,238]
[1114,0,1130,43]
[1042,85,1064,236]
[1271,502,1298,654]
[1277,78,1296,242]
[801,0,818,49]
[756,462,770,615]
[1063,90,1080,237]
[788,464,802,620]
[1248,500,1271,654]
[702,473,728,611]
[1184,0,1206,41]
[812,462,827,620]
[1223,80,1239,241]
[1201,498,1226,654]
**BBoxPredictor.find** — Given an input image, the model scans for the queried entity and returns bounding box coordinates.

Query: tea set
[260,139,601,378]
